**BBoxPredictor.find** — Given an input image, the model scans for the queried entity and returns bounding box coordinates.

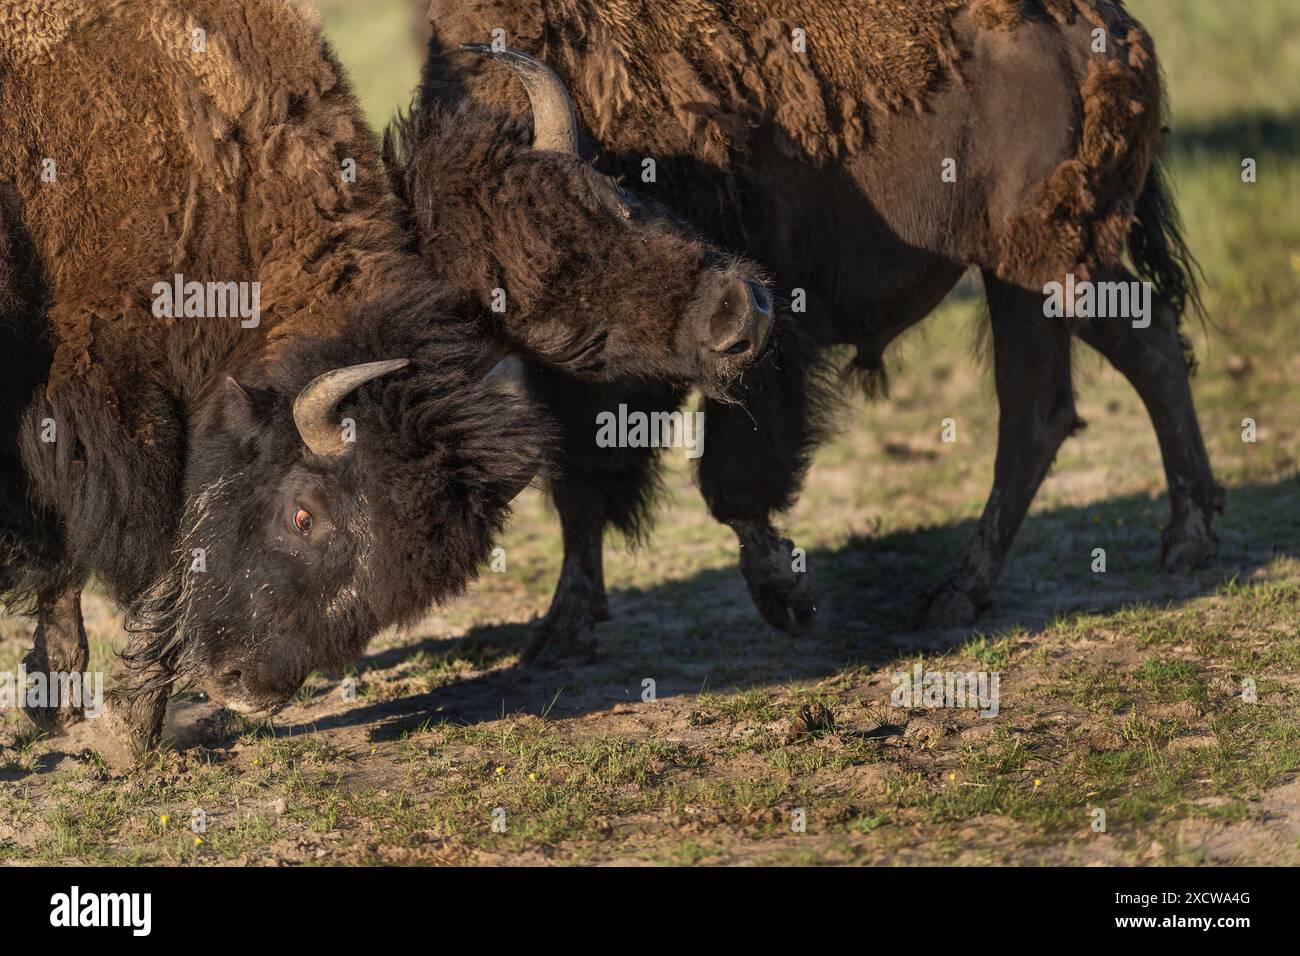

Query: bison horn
[460,44,579,155]
[292,359,410,457]
[485,354,526,398]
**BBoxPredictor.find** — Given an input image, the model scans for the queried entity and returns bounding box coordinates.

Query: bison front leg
[102,635,174,757]
[698,317,827,632]
[732,519,818,632]
[522,370,675,664]
[522,476,608,665]
[21,581,89,732]
[918,273,1081,628]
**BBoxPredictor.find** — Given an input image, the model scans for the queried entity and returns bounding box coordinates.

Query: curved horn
[485,354,526,399]
[460,43,579,155]
[292,359,410,457]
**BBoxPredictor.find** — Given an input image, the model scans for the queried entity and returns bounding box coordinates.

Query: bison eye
[292,507,314,535]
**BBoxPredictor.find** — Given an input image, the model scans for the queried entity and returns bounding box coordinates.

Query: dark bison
[0,0,770,750]
[417,0,1223,654]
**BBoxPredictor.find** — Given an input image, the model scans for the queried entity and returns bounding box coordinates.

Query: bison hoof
[738,534,819,633]
[916,583,984,630]
[1161,509,1218,572]
[101,689,167,760]
[522,607,599,666]
[19,648,85,734]
[747,569,819,633]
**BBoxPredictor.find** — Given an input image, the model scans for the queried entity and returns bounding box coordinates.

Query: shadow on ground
[238,474,1299,744]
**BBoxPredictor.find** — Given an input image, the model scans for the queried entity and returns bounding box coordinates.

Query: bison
[0,0,771,750]
[416,0,1223,655]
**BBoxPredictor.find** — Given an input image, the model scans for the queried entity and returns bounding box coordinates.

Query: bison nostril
[708,275,764,355]
[221,669,243,687]
[746,280,772,316]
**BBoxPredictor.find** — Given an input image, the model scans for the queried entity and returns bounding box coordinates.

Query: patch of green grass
[1137,658,1209,705]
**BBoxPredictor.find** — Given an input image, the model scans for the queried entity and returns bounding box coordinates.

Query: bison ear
[222,376,279,430]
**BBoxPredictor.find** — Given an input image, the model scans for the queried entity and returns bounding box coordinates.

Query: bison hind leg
[1077,267,1223,571]
[918,270,1083,629]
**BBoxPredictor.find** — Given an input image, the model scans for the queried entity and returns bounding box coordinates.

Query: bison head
[121,314,540,719]
[384,47,773,400]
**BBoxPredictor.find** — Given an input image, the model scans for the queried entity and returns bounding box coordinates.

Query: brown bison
[0,0,770,750]
[417,0,1223,656]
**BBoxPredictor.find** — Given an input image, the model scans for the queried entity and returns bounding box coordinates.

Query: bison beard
[111,476,365,740]
[120,482,240,702]
[109,487,225,748]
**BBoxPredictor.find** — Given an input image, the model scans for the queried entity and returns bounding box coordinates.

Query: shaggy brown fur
[0,0,79,64]
[419,0,1221,649]
[0,0,545,743]
[383,101,771,392]
[1,0,445,597]
[422,0,1169,288]
[990,1,1165,287]
[419,0,966,165]
[3,0,408,388]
